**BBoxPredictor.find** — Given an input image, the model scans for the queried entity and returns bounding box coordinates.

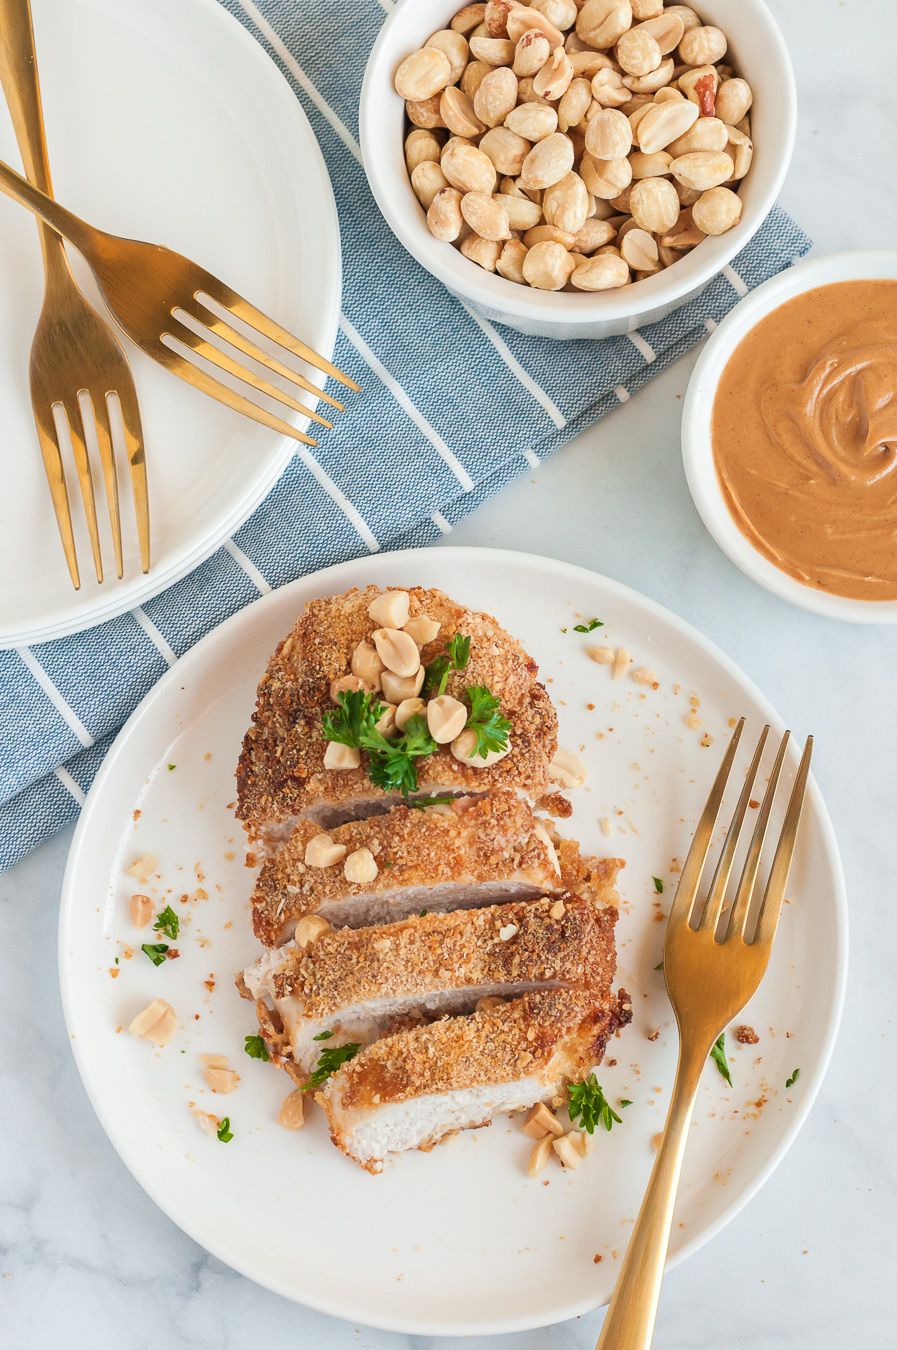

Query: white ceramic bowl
[682,250,897,624]
[360,0,795,341]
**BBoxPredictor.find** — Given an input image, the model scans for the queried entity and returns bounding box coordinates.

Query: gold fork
[0,155,358,449]
[596,719,813,1350]
[0,0,149,587]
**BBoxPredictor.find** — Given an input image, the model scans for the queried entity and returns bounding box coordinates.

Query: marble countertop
[3,1,895,1346]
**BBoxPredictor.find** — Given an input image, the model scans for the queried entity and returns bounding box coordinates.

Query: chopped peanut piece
[128,998,177,1047]
[323,742,361,771]
[548,747,588,788]
[475,995,506,1012]
[528,1134,553,1176]
[612,647,632,680]
[404,615,440,646]
[367,589,410,629]
[552,1132,585,1169]
[126,854,157,884]
[499,922,519,941]
[304,834,347,868]
[278,1089,306,1130]
[199,1053,229,1069]
[548,899,566,920]
[205,1065,240,1094]
[344,847,379,884]
[129,893,154,929]
[586,645,613,664]
[522,1102,565,1138]
[188,1103,221,1135]
[295,914,332,948]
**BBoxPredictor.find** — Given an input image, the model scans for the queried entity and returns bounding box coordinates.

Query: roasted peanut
[691,185,741,234]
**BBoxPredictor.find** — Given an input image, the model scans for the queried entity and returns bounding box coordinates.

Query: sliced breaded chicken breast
[241,893,619,1071]
[322,987,632,1173]
[236,585,557,849]
[248,792,577,946]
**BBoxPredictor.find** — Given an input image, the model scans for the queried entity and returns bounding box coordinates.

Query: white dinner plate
[60,548,847,1335]
[0,0,340,648]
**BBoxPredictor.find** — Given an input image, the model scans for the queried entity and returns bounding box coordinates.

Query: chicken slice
[321,987,632,1173]
[241,892,620,1072]
[248,791,586,946]
[236,585,557,850]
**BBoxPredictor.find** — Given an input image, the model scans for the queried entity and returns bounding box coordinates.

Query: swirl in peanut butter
[712,280,897,600]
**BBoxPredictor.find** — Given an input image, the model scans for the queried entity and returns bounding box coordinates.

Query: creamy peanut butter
[712,280,897,600]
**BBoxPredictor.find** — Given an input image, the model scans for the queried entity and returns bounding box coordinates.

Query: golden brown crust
[250,791,570,946]
[272,894,619,1015]
[235,586,558,839]
[328,986,632,1115]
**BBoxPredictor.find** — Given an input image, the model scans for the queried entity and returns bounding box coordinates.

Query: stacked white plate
[0,0,341,648]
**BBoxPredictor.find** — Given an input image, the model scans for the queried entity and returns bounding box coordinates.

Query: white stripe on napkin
[459,303,566,430]
[431,512,451,534]
[628,332,656,363]
[297,442,381,550]
[132,607,176,666]
[723,264,748,297]
[17,647,93,749]
[224,538,272,593]
[55,764,86,806]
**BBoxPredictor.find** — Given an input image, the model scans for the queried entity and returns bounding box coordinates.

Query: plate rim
[0,0,342,650]
[58,546,849,1335]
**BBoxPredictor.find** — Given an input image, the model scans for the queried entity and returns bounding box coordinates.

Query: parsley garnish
[652,876,664,894]
[464,685,511,758]
[322,688,382,749]
[567,1074,623,1134]
[244,1034,269,1061]
[216,1116,234,1142]
[424,632,471,696]
[302,1041,361,1092]
[141,942,169,966]
[364,714,437,795]
[710,1033,732,1086]
[418,909,428,917]
[619,1099,633,1108]
[786,1067,800,1088]
[153,904,179,940]
[408,794,456,809]
[654,960,664,971]
[573,618,604,633]
[313,1030,334,1042]
[167,763,176,771]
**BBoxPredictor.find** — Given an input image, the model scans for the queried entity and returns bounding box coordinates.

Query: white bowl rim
[682,248,897,624]
[359,0,796,329]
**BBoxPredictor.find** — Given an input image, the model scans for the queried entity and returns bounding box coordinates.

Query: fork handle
[0,0,53,195]
[0,150,95,256]
[595,1035,712,1350]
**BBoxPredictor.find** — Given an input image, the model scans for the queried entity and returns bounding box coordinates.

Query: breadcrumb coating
[250,791,580,946]
[271,894,618,1015]
[236,586,558,842]
[327,985,632,1116]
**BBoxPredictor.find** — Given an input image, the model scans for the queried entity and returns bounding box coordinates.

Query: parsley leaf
[408,794,456,810]
[786,1067,800,1088]
[313,1030,333,1042]
[244,1034,269,1061]
[153,904,179,940]
[216,1116,234,1142]
[322,689,384,749]
[567,1074,623,1134]
[573,618,604,633]
[654,960,664,971]
[464,685,511,758]
[167,763,176,771]
[652,876,664,894]
[364,714,437,795]
[424,633,471,696]
[619,1099,633,1108]
[710,1033,732,1086]
[302,1041,361,1092]
[141,942,169,967]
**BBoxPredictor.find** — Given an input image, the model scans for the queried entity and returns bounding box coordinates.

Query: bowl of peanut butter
[682,250,897,622]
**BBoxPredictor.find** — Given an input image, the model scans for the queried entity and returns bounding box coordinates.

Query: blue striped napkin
[0,0,810,872]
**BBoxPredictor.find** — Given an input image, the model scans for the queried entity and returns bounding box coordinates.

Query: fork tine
[63,401,103,583]
[197,283,360,393]
[114,385,151,574]
[83,392,123,579]
[30,399,80,589]
[667,717,745,931]
[168,319,333,430]
[753,736,813,947]
[699,725,770,935]
[189,309,345,414]
[726,731,791,941]
[150,340,318,447]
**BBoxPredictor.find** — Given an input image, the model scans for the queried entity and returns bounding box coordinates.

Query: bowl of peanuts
[360,0,795,340]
